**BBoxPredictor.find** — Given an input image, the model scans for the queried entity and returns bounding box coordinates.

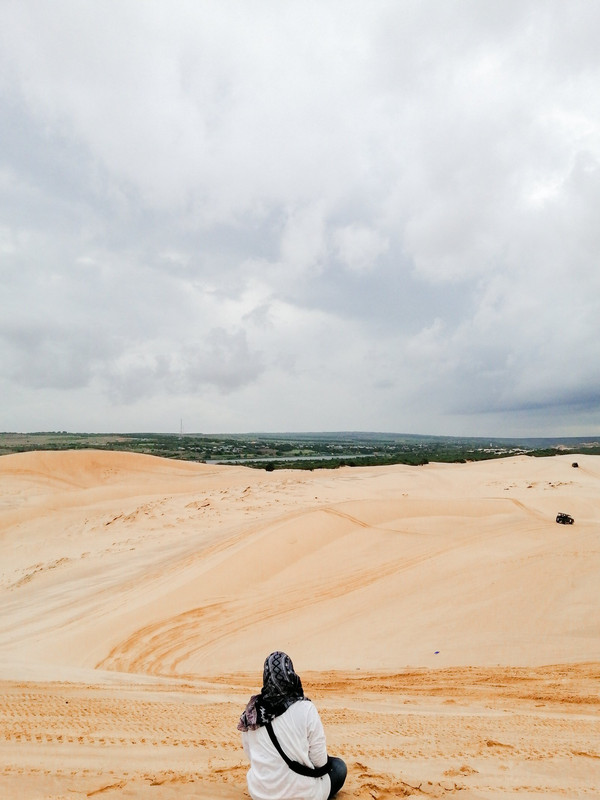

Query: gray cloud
[1,1,599,435]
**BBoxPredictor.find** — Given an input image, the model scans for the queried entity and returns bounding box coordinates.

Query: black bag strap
[265,721,330,778]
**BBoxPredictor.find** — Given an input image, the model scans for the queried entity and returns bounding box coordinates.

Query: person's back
[242,699,329,800]
[238,651,347,800]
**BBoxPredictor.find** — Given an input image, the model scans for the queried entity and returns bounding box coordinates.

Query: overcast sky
[1,1,599,436]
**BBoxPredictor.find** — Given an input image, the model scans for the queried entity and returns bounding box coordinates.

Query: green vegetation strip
[1,432,599,470]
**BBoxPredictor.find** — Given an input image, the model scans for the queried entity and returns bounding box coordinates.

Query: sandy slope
[1,449,598,799]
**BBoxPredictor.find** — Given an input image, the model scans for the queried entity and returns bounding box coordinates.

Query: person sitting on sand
[238,651,347,800]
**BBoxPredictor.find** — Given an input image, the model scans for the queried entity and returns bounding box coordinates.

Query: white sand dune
[1,450,598,799]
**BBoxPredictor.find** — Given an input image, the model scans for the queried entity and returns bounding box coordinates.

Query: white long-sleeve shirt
[241,700,330,800]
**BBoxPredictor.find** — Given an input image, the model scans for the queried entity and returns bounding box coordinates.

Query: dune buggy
[556,512,574,525]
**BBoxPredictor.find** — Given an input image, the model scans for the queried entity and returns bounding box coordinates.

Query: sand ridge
[1,449,599,798]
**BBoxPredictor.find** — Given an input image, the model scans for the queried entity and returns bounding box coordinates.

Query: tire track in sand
[1,665,598,799]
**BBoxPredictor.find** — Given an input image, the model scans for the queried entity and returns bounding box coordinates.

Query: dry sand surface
[1,449,598,799]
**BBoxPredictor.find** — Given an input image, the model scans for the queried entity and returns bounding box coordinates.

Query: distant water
[205,453,361,464]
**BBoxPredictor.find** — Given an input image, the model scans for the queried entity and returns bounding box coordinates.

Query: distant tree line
[1,431,599,467]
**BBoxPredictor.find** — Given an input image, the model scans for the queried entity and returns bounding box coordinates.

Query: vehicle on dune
[556,512,574,525]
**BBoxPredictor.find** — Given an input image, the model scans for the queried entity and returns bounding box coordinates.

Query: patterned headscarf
[238,651,305,731]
